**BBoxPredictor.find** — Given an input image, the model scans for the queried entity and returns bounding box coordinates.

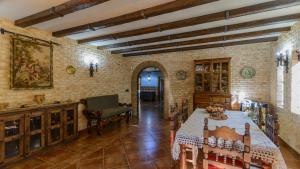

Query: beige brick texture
[0,17,274,132]
[272,22,300,153]
[0,18,131,130]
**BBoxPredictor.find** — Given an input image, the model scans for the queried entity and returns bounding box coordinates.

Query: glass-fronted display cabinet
[0,102,78,166]
[0,114,24,163]
[26,112,45,155]
[194,58,231,109]
[47,110,63,145]
[63,107,78,141]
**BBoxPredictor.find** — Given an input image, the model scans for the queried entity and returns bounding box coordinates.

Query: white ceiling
[0,0,299,55]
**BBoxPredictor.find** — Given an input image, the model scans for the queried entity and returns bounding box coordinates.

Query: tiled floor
[4,101,300,169]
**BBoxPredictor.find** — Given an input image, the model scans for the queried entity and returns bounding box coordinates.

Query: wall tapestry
[11,37,53,89]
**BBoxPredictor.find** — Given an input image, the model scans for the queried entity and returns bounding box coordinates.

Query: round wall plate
[240,66,256,79]
[66,65,76,75]
[176,70,187,80]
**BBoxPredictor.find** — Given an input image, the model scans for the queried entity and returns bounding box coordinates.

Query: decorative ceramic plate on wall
[176,70,187,80]
[240,66,256,79]
[66,65,76,75]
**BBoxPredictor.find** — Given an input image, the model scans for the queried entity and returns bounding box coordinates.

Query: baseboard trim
[279,137,300,155]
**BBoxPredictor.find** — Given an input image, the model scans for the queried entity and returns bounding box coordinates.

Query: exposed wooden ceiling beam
[78,0,300,44]
[111,27,289,54]
[15,0,110,27]
[123,37,278,57]
[101,13,300,49]
[52,0,218,37]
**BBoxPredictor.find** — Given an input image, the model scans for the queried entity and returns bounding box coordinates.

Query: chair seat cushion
[208,164,223,169]
[102,106,130,119]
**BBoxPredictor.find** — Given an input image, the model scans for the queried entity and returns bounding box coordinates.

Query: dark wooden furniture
[265,106,279,147]
[194,58,232,109]
[81,95,131,135]
[203,118,251,169]
[169,103,179,148]
[81,1,298,44]
[0,102,78,165]
[181,99,189,123]
[140,87,157,102]
[240,99,279,147]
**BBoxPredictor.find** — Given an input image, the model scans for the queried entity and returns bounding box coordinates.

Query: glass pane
[203,74,211,92]
[51,112,60,125]
[195,64,203,72]
[222,62,229,72]
[221,73,229,93]
[5,140,19,158]
[212,73,220,93]
[5,120,20,137]
[51,128,60,142]
[30,133,41,150]
[67,123,74,136]
[30,116,41,131]
[213,63,220,72]
[203,63,210,72]
[195,74,203,93]
[196,63,210,72]
[66,110,74,122]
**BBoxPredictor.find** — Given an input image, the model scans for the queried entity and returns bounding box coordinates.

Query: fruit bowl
[206,105,227,120]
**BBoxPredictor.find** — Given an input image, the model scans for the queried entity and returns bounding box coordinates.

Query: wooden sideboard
[194,58,232,109]
[0,102,78,165]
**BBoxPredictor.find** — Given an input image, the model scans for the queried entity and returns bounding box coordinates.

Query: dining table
[171,108,287,169]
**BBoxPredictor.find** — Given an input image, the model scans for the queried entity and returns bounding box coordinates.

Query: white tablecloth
[172,109,287,169]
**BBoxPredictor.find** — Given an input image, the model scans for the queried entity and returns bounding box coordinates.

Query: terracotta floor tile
[79,158,103,169]
[4,158,45,169]
[130,161,157,169]
[104,153,128,169]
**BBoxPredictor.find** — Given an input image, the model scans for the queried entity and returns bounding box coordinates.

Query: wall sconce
[89,62,98,77]
[296,49,300,62]
[276,50,289,73]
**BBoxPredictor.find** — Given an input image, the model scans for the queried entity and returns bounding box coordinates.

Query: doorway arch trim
[131,61,170,119]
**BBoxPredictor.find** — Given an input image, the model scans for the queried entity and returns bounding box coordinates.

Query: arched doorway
[131,61,170,119]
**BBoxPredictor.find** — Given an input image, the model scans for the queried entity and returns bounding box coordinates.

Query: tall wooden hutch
[194,58,232,109]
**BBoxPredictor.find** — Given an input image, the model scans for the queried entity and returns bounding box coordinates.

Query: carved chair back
[203,118,251,169]
[170,103,180,147]
[181,98,189,123]
[265,106,279,146]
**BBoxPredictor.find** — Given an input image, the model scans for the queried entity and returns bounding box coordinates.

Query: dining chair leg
[170,130,175,148]
[192,145,198,169]
[180,145,187,169]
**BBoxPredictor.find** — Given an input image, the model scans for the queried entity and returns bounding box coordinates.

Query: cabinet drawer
[194,96,210,102]
[194,102,210,109]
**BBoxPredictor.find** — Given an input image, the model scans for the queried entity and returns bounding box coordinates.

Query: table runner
[172,109,287,169]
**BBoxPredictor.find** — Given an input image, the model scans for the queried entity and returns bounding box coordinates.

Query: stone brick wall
[0,17,275,132]
[0,18,131,130]
[127,42,274,113]
[272,22,300,153]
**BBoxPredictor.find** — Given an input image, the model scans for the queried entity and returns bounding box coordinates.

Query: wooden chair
[265,106,279,146]
[170,104,198,169]
[180,144,199,169]
[170,103,180,147]
[203,118,251,169]
[181,98,189,123]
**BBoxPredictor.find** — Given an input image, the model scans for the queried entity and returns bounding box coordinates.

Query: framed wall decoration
[176,70,187,80]
[240,66,256,79]
[11,37,53,89]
